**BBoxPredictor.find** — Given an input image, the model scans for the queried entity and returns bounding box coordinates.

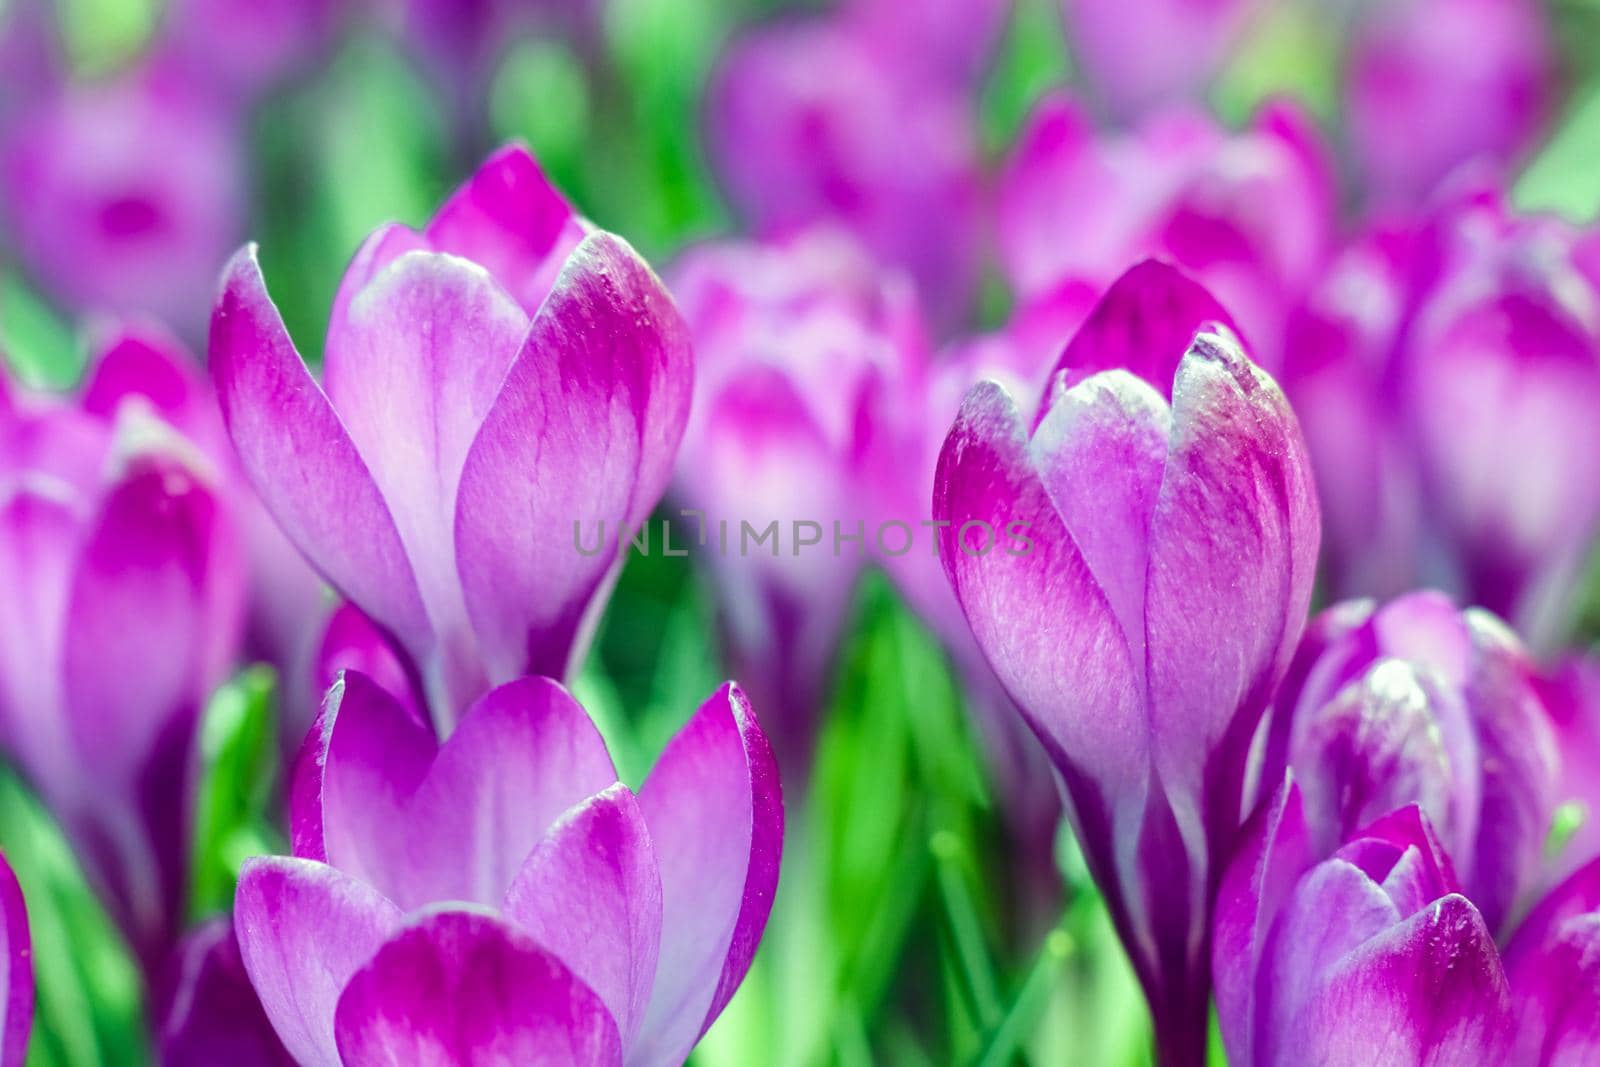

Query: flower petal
[453,232,693,682]
[403,677,620,907]
[503,783,662,1047]
[424,143,586,314]
[1042,259,1238,409]
[631,684,782,1066]
[0,852,31,1067]
[332,909,622,1067]
[233,856,402,1067]
[209,246,431,659]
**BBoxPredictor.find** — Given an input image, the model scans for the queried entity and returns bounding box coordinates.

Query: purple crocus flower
[0,61,245,339]
[706,16,985,327]
[234,673,781,1066]
[158,919,292,1066]
[0,853,31,1067]
[154,0,342,101]
[1502,856,1600,1063]
[210,144,693,730]
[1344,0,1554,207]
[1059,0,1266,119]
[1262,592,1558,935]
[1283,189,1600,649]
[1213,785,1514,1066]
[1534,656,1600,891]
[933,260,1320,1064]
[0,338,248,967]
[669,229,927,756]
[997,92,1335,373]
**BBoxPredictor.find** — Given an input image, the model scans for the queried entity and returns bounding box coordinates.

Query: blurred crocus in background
[236,673,780,1064]
[1284,188,1600,649]
[0,329,247,968]
[211,145,692,728]
[934,261,1319,1063]
[0,853,32,1067]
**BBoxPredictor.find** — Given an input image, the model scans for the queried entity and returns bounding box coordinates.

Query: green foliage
[1211,2,1341,127]
[0,769,146,1067]
[188,667,283,920]
[979,0,1074,159]
[0,273,83,391]
[1514,82,1600,223]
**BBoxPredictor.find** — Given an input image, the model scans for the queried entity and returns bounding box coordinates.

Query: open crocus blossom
[1262,592,1558,935]
[933,260,1319,1063]
[1213,785,1513,1066]
[0,333,247,968]
[210,144,694,728]
[669,229,927,755]
[234,673,781,1066]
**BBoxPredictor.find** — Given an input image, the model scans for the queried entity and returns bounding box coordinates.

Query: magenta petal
[1043,259,1240,408]
[424,143,586,314]
[323,222,430,369]
[1284,894,1513,1064]
[1504,859,1600,1064]
[1144,334,1319,827]
[0,488,79,785]
[79,323,223,453]
[403,677,620,907]
[631,684,782,1066]
[453,232,693,682]
[332,910,623,1067]
[209,246,431,660]
[307,671,437,894]
[0,852,31,1067]
[933,380,1146,809]
[503,783,662,1047]
[233,857,402,1067]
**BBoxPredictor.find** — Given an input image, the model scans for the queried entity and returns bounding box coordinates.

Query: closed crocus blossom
[1059,0,1266,118]
[670,229,927,755]
[706,17,985,327]
[1345,0,1554,207]
[933,261,1319,1064]
[1502,857,1600,1063]
[1283,191,1600,649]
[0,853,31,1067]
[234,673,782,1067]
[1263,592,1558,935]
[211,144,692,729]
[0,62,244,338]
[0,340,247,967]
[998,92,1334,372]
[1213,784,1513,1067]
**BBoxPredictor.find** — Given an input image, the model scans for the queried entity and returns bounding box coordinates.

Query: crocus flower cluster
[236,673,779,1065]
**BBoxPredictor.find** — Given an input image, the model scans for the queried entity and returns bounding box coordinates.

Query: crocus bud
[210,144,693,729]
[669,229,927,754]
[1344,0,1554,206]
[933,261,1319,1064]
[1059,0,1266,119]
[706,17,985,326]
[1214,785,1514,1066]
[235,674,782,1066]
[1265,592,1558,934]
[0,341,248,967]
[0,853,30,1067]
[0,62,245,339]
[997,93,1334,370]
[1502,857,1600,1064]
